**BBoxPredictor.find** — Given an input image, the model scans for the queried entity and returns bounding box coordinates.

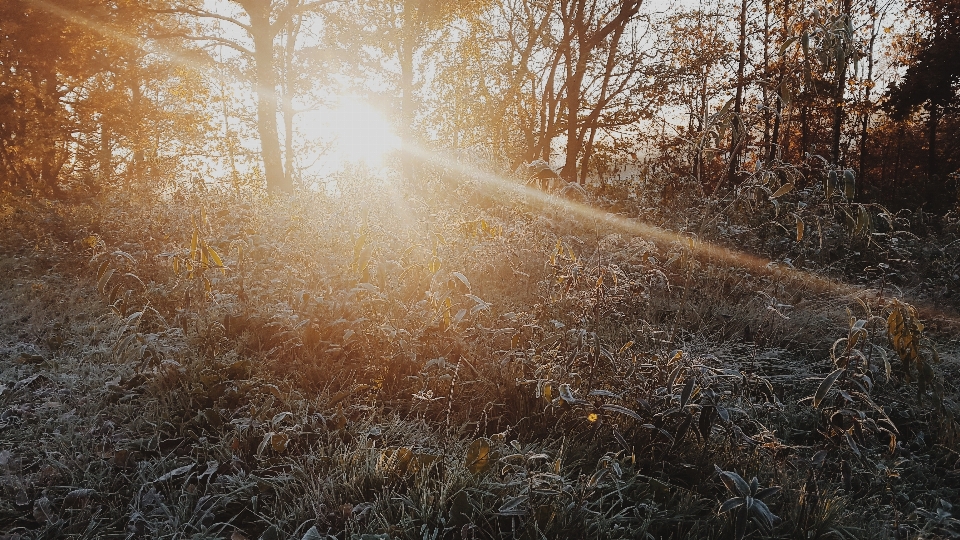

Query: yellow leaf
[796,216,804,242]
[771,183,794,198]
[466,438,493,474]
[191,229,198,261]
[208,247,224,270]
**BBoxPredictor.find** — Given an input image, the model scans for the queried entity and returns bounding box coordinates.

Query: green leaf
[843,169,856,200]
[301,526,324,540]
[751,498,779,530]
[498,495,528,516]
[720,497,745,513]
[601,404,644,422]
[680,376,695,408]
[755,486,781,500]
[814,368,845,408]
[718,469,751,497]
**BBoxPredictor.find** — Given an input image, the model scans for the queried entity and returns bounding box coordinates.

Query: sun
[324,96,400,168]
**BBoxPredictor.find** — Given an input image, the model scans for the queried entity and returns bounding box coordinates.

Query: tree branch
[270,0,337,35]
[154,6,253,34]
[151,31,255,58]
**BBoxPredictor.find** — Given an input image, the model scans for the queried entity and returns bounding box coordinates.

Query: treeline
[1,0,957,210]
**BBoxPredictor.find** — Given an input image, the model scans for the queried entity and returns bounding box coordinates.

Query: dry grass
[0,173,958,540]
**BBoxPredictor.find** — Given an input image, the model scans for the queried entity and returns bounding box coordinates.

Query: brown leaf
[270,432,289,453]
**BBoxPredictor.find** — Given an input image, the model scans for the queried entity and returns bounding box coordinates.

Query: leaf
[680,376,695,408]
[301,526,324,540]
[63,488,96,508]
[720,497,745,513]
[666,366,683,395]
[698,406,716,438]
[843,169,856,199]
[601,404,644,422]
[98,267,115,295]
[751,498,779,530]
[673,414,693,446]
[498,495,528,516]
[718,469,751,497]
[755,486,781,500]
[270,432,289,453]
[736,505,748,540]
[153,463,195,484]
[96,259,110,283]
[379,447,413,475]
[557,383,575,404]
[779,35,799,57]
[826,170,837,199]
[451,271,471,291]
[208,247,224,270]
[771,183,794,198]
[813,368,845,408]
[466,437,493,474]
[259,525,280,540]
[796,215,804,242]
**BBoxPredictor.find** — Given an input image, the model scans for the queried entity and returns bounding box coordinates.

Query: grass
[0,169,959,540]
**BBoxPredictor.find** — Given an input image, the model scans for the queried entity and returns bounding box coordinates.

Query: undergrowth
[0,168,959,540]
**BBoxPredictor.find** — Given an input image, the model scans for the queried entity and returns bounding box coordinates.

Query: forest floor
[1,183,960,540]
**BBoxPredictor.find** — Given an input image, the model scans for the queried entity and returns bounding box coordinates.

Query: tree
[0,0,108,192]
[157,0,334,192]
[886,0,960,181]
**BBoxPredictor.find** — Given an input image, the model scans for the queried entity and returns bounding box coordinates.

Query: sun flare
[322,97,399,168]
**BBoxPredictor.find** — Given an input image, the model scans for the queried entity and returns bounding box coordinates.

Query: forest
[1,0,959,538]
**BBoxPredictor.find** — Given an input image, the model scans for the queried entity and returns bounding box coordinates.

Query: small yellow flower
[587,413,599,423]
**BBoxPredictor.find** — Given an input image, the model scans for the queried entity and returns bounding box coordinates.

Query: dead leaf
[270,432,289,453]
[16,352,45,364]
[63,488,96,508]
[32,496,56,524]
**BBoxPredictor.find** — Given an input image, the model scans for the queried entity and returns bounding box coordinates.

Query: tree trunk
[131,69,145,186]
[761,0,771,161]
[248,4,289,192]
[399,2,418,183]
[99,121,111,183]
[282,16,300,188]
[831,0,851,166]
[928,103,939,179]
[768,0,789,164]
[726,0,748,187]
[857,6,876,183]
